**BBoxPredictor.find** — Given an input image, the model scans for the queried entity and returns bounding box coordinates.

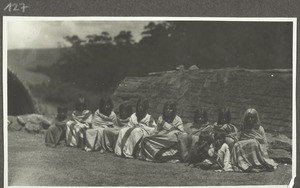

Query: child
[185,130,214,166]
[213,108,238,151]
[178,108,214,162]
[45,106,68,147]
[187,128,233,172]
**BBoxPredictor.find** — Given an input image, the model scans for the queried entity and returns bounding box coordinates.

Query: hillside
[8,48,65,68]
[7,48,68,85]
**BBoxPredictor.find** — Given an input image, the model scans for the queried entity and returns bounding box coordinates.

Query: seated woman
[65,97,92,148]
[45,106,68,147]
[231,108,278,172]
[140,101,184,162]
[115,98,156,158]
[213,108,238,150]
[178,109,213,162]
[85,97,117,152]
[102,102,133,152]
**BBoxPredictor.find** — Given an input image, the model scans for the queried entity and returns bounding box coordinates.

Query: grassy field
[8,130,292,186]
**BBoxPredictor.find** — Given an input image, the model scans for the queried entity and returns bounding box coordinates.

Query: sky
[7,21,150,49]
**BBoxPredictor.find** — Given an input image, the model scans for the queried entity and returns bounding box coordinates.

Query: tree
[139,21,175,46]
[64,35,85,47]
[114,31,135,46]
[86,31,112,45]
[142,21,175,37]
[99,31,113,45]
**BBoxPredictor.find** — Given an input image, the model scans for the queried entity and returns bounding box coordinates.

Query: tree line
[36,21,292,92]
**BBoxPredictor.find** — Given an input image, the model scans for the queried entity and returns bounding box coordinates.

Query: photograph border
[2,16,297,188]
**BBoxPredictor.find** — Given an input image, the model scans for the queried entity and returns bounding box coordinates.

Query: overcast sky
[7,21,150,49]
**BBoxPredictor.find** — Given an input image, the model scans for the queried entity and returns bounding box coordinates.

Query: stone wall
[112,68,292,138]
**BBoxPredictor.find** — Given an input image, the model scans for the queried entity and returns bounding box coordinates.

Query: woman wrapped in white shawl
[115,99,156,158]
[140,101,184,162]
[66,97,92,148]
[84,97,117,152]
[102,102,133,152]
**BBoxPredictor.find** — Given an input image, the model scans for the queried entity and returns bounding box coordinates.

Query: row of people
[45,97,278,172]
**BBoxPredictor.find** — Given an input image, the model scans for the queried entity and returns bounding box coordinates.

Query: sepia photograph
[3,17,296,187]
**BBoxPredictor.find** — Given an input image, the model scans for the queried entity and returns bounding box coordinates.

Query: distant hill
[7,48,68,85]
[8,48,66,69]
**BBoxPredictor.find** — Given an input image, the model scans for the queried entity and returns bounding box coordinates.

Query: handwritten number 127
[4,3,29,13]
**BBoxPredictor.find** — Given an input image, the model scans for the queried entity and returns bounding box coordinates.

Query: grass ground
[8,130,292,186]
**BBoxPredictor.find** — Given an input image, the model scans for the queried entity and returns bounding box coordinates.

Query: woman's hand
[207,144,215,157]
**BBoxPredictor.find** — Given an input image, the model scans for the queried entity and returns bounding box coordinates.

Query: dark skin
[136,103,147,122]
[187,131,213,165]
[120,110,127,120]
[217,109,231,125]
[197,115,206,125]
[137,104,145,114]
[75,103,89,124]
[214,134,226,150]
[163,104,175,123]
[119,103,133,120]
[101,102,112,117]
[156,103,176,131]
[56,111,67,121]
[76,104,85,113]
[120,109,130,119]
[192,115,207,129]
[219,117,227,125]
[244,113,258,129]
[55,110,68,128]
[99,98,113,117]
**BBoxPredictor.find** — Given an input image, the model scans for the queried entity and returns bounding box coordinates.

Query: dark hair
[217,108,231,125]
[75,101,87,111]
[193,109,208,124]
[213,127,226,140]
[119,102,133,119]
[162,100,177,123]
[198,130,213,143]
[57,106,68,114]
[75,95,87,111]
[213,127,227,149]
[99,97,113,116]
[56,106,68,121]
[136,98,149,111]
[136,98,149,122]
[243,108,260,130]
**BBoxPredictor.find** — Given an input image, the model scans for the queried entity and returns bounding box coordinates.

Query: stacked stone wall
[113,68,292,138]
